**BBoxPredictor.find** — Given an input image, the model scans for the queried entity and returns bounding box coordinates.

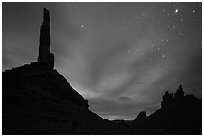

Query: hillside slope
[3,62,109,134]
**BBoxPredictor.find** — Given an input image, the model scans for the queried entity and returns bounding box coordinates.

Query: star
[179,32,184,37]
[175,9,179,13]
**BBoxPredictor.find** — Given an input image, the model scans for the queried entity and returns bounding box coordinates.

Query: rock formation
[131,85,201,134]
[161,91,174,109]
[3,8,105,135]
[174,84,184,98]
[136,111,147,120]
[161,84,194,109]
[37,8,54,69]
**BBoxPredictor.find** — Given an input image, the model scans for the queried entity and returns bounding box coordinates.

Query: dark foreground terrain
[2,62,202,135]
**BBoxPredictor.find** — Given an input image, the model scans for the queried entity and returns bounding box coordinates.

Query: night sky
[2,2,202,120]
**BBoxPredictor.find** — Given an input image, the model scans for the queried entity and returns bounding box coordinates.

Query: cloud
[88,97,160,120]
[119,97,131,102]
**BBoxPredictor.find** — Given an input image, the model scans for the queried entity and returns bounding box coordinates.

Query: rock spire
[37,8,54,69]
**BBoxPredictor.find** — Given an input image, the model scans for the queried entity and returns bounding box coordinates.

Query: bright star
[175,9,179,13]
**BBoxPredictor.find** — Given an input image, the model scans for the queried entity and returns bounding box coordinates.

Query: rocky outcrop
[174,84,184,98]
[161,91,174,109]
[37,8,54,69]
[161,84,200,109]
[132,85,202,134]
[135,111,147,120]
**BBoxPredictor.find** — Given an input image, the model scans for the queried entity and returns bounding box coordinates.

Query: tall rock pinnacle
[37,8,54,69]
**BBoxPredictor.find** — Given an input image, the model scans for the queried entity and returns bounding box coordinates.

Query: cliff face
[2,62,107,134]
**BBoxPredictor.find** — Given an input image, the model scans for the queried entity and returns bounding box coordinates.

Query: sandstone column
[37,8,54,69]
